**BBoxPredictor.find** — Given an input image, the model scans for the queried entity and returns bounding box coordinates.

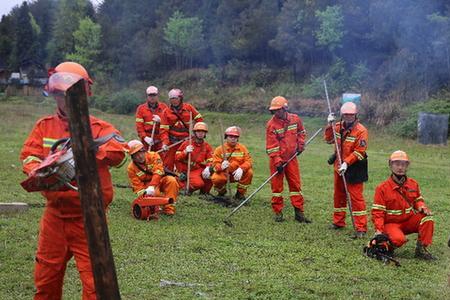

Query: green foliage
[315,5,345,52]
[66,17,102,73]
[164,11,206,70]
[391,98,450,138]
[1,101,450,299]
[107,88,142,115]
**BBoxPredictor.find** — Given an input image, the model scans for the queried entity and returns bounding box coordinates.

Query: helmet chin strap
[391,173,407,185]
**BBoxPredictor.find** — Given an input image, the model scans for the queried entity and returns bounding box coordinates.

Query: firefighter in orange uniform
[324,101,368,238]
[127,140,179,215]
[175,122,213,195]
[211,126,253,204]
[371,150,435,260]
[135,85,169,151]
[266,96,311,223]
[160,88,203,171]
[20,62,127,300]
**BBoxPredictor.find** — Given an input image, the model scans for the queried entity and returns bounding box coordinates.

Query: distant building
[5,59,47,97]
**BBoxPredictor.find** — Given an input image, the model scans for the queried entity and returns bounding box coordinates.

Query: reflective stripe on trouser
[162,142,181,171]
[34,209,96,300]
[155,175,179,215]
[333,171,367,231]
[178,168,212,193]
[270,158,303,214]
[211,168,253,195]
[384,212,434,247]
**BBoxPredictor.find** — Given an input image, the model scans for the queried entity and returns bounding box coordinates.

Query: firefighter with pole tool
[175,122,213,196]
[323,81,368,238]
[266,96,311,223]
[160,88,203,171]
[224,127,323,227]
[135,85,168,151]
[20,62,126,299]
[127,140,179,216]
[211,126,253,206]
[370,150,436,260]
[185,112,193,194]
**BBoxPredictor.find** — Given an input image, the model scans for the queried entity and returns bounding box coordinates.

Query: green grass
[0,100,449,299]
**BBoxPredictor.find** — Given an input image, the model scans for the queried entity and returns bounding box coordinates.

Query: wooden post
[65,79,121,300]
[186,112,193,195]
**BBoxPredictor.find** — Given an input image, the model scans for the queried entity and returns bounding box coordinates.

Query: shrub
[109,89,142,114]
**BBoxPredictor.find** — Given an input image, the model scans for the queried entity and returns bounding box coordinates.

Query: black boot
[415,241,437,260]
[274,212,284,222]
[294,208,311,223]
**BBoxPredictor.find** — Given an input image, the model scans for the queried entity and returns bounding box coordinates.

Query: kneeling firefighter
[127,140,179,217]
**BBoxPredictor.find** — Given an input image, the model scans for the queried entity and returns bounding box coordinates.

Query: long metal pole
[219,120,231,197]
[186,112,193,194]
[223,127,323,226]
[323,80,357,232]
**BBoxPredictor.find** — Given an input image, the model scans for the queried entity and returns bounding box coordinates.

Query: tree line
[1,0,450,101]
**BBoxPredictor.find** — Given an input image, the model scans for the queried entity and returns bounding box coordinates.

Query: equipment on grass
[363,233,400,267]
[131,196,174,220]
[223,127,323,227]
[324,80,357,233]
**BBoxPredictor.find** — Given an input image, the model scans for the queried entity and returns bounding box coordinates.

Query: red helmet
[224,126,241,137]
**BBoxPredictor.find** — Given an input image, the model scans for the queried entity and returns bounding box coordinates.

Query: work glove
[202,166,211,179]
[276,163,284,174]
[221,160,230,171]
[152,115,161,123]
[327,113,336,123]
[185,145,194,154]
[145,186,155,196]
[161,144,169,152]
[338,162,348,174]
[144,136,154,146]
[418,206,432,216]
[233,167,243,181]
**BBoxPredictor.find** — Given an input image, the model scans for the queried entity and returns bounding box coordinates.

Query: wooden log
[65,79,121,299]
[0,202,29,214]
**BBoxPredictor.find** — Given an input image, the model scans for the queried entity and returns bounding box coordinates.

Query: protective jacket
[161,103,203,143]
[135,101,169,149]
[175,139,213,173]
[127,152,165,196]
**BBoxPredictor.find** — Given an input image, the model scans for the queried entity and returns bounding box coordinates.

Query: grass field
[0,99,449,299]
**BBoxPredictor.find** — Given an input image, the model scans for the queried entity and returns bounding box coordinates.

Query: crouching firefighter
[20,61,128,300]
[266,96,311,223]
[371,150,436,260]
[127,140,179,216]
[325,101,368,238]
[175,122,214,196]
[211,126,253,205]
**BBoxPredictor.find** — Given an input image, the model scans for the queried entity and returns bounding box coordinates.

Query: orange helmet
[225,126,241,137]
[54,62,93,84]
[193,122,208,132]
[128,140,144,155]
[340,102,357,114]
[389,150,409,162]
[269,96,288,110]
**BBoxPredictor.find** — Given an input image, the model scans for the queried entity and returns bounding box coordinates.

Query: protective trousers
[211,167,253,195]
[384,212,434,247]
[179,168,212,193]
[34,210,96,300]
[156,176,179,215]
[163,143,180,171]
[333,171,367,232]
[270,158,304,214]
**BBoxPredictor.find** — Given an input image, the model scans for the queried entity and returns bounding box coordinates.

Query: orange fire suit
[127,151,179,215]
[135,101,169,151]
[175,139,213,193]
[20,114,127,300]
[211,142,253,195]
[372,176,434,247]
[324,120,368,232]
[160,103,203,170]
[266,113,306,213]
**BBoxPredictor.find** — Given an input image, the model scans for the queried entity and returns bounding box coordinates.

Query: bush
[390,99,450,138]
[109,89,142,114]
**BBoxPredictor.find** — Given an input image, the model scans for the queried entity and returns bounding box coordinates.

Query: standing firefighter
[135,85,169,151]
[211,126,253,205]
[20,62,127,300]
[266,96,311,223]
[175,122,213,195]
[325,101,368,238]
[160,88,203,171]
[127,140,179,215]
[371,150,435,260]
